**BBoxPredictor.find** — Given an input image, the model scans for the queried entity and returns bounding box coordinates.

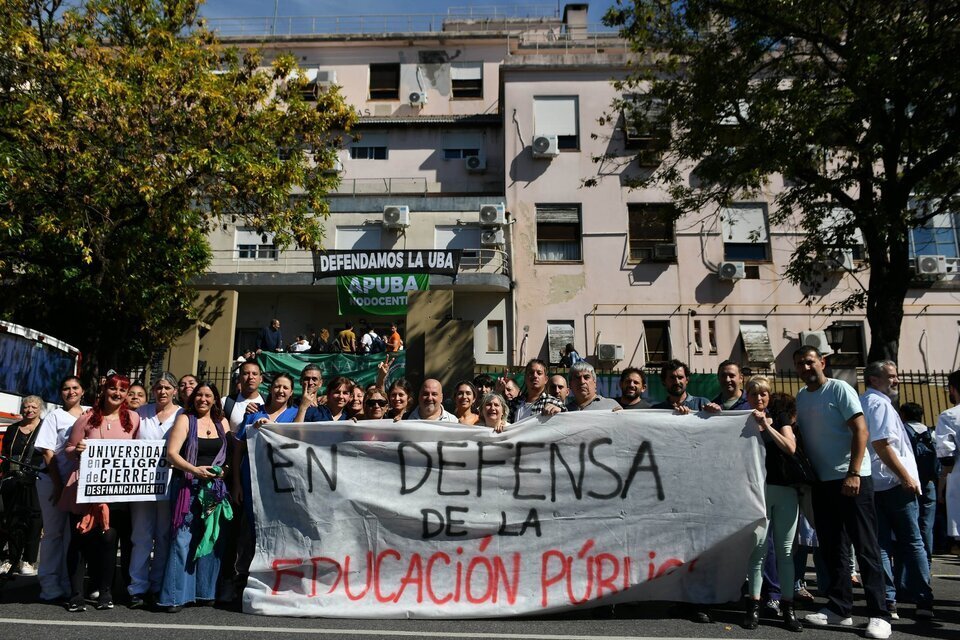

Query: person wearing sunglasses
[358,389,389,421]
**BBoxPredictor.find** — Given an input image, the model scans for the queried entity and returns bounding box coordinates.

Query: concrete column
[406,290,475,394]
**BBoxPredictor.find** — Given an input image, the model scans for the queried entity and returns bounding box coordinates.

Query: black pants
[67,506,132,601]
[811,477,889,618]
[0,479,42,565]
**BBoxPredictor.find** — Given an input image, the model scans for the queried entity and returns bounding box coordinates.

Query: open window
[627,203,676,262]
[450,62,483,99]
[643,321,671,365]
[622,93,669,163]
[235,228,276,260]
[369,63,400,100]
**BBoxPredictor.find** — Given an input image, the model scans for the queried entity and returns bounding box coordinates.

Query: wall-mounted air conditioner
[916,254,947,276]
[479,203,506,227]
[409,91,427,107]
[382,205,410,229]
[465,155,487,172]
[481,229,505,246]
[532,134,559,158]
[654,243,677,260]
[717,261,745,281]
[597,343,625,361]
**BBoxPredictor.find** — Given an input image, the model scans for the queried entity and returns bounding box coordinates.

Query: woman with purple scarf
[158,382,232,613]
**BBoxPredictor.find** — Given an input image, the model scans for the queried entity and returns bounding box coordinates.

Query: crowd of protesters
[0,346,957,639]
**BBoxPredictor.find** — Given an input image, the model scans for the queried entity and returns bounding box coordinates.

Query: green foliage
[0,0,355,374]
[605,0,960,361]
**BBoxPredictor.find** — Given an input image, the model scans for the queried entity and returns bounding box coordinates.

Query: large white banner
[244,411,766,618]
[77,440,171,503]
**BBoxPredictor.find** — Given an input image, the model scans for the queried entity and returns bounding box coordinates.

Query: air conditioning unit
[800,330,831,354]
[409,91,427,107]
[479,203,506,227]
[654,243,677,260]
[382,205,410,229]
[531,134,559,158]
[597,343,625,361]
[315,69,337,88]
[916,254,947,276]
[481,229,505,246]
[825,248,854,272]
[717,261,746,281]
[322,157,344,174]
[464,155,487,172]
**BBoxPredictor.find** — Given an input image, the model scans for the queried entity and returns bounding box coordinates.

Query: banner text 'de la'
[245,411,765,618]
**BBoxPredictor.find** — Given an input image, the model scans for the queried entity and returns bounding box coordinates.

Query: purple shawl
[171,414,228,530]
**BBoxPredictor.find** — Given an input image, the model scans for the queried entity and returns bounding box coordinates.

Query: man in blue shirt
[712,360,751,410]
[257,318,284,353]
[652,359,720,412]
[794,346,891,639]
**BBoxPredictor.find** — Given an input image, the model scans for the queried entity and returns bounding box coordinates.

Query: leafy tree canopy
[0,0,355,378]
[604,0,960,363]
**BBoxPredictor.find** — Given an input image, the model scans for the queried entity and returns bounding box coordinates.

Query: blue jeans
[874,486,933,608]
[158,477,223,607]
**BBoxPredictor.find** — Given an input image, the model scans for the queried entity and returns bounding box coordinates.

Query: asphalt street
[0,555,957,640]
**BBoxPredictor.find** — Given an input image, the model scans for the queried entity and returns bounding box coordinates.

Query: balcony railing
[201,6,561,37]
[205,247,509,278]
[331,177,502,196]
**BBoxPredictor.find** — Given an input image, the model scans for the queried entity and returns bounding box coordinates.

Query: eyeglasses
[365,399,388,407]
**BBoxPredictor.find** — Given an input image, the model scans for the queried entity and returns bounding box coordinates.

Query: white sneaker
[865,617,892,639]
[805,607,854,626]
[0,561,11,576]
[17,561,36,576]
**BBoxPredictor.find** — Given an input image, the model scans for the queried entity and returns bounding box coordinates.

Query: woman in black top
[0,395,45,577]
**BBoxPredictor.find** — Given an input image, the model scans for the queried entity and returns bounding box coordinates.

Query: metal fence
[475,365,953,426]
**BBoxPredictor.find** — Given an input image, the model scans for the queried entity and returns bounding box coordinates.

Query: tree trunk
[864,259,909,365]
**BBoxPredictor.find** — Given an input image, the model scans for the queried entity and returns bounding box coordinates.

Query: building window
[442,131,482,159]
[536,205,581,262]
[622,93,668,163]
[643,321,671,365]
[547,320,576,366]
[910,211,959,258]
[235,228,276,260]
[369,63,400,100]
[822,206,866,260]
[450,62,483,99]
[721,204,769,261]
[336,226,381,250]
[706,319,718,354]
[627,203,676,262]
[435,225,480,260]
[487,320,503,353]
[693,319,717,355]
[826,322,866,368]
[534,96,579,150]
[349,132,387,160]
[739,321,774,369]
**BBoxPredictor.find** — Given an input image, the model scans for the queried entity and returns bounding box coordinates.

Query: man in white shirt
[409,379,459,422]
[861,360,934,619]
[223,360,265,432]
[935,370,960,556]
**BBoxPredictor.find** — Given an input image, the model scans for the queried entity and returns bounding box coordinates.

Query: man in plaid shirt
[508,359,565,422]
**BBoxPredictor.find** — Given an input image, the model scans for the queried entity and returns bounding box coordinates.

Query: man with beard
[510,359,564,421]
[794,346,892,639]
[861,361,933,620]
[409,379,458,422]
[713,361,751,410]
[652,359,720,413]
[617,367,651,409]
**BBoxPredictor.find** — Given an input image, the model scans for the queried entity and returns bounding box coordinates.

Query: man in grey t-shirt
[565,362,619,411]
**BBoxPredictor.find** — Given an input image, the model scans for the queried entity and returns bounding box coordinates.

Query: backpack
[905,424,942,485]
[369,334,386,354]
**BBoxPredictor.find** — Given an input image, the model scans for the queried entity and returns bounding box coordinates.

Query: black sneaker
[166,605,183,613]
[95,593,114,610]
[66,600,86,613]
[128,593,146,609]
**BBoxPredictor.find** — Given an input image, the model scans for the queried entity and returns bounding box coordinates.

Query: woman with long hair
[63,373,140,612]
[0,395,45,578]
[478,392,510,433]
[127,373,181,608]
[176,375,198,407]
[158,382,232,613]
[347,386,365,420]
[34,375,87,602]
[742,378,802,633]
[386,378,413,420]
[453,381,480,426]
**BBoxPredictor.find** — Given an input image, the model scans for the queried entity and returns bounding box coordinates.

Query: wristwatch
[845,470,860,478]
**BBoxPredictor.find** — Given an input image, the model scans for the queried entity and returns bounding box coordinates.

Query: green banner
[256,352,406,397]
[336,274,429,316]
